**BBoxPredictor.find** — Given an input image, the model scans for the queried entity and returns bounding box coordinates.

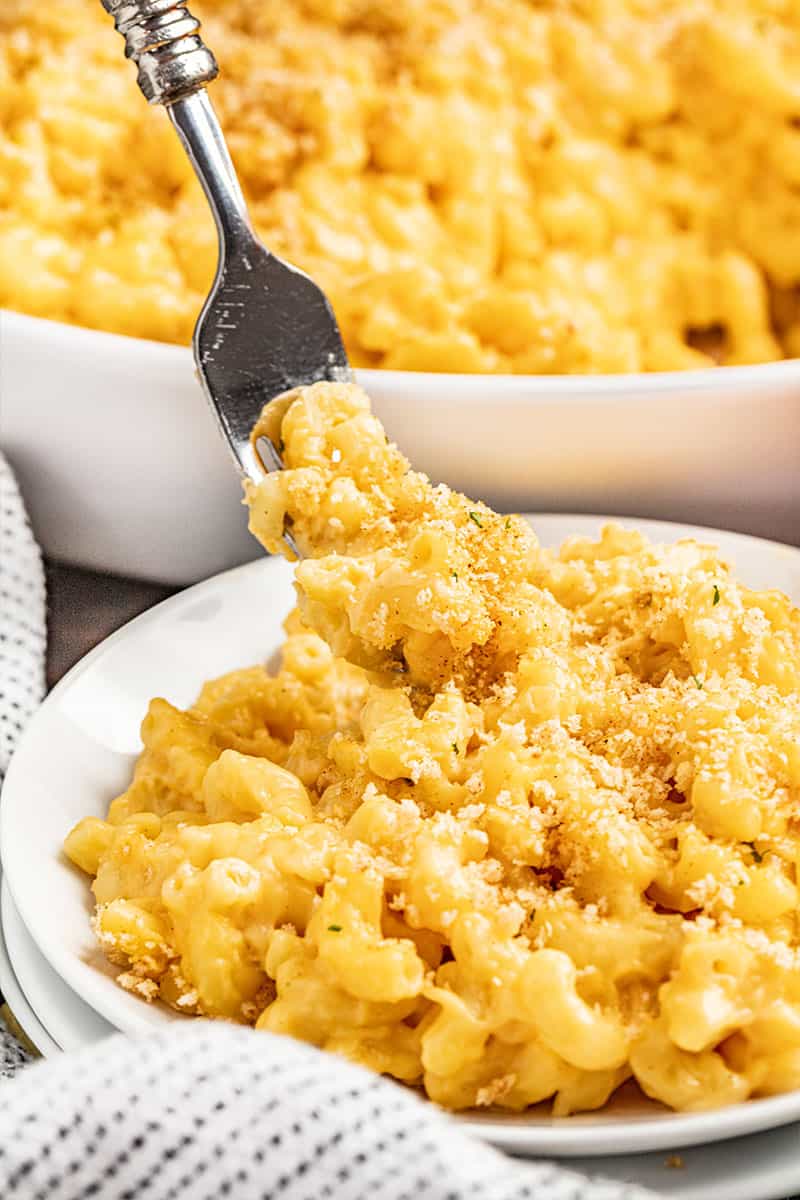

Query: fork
[100,0,353,555]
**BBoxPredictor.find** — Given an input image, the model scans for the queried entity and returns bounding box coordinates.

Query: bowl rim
[4,307,800,402]
[3,514,800,1157]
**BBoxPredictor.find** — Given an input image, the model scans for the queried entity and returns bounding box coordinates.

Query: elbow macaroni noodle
[67,381,800,1114]
[2,0,799,371]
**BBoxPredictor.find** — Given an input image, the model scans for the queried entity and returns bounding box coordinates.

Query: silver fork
[101,0,353,555]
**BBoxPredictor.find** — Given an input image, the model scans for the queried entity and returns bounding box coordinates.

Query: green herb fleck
[505,517,512,531]
[693,675,703,689]
[451,569,458,581]
[713,585,721,606]
[746,844,764,864]
[452,742,459,754]
[328,924,343,933]
[468,511,483,528]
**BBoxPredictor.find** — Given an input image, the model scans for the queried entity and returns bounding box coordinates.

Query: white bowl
[2,309,799,583]
[4,514,800,1158]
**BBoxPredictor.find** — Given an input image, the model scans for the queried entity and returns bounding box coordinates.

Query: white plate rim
[1,878,113,1055]
[5,308,800,403]
[3,515,800,1157]
[0,878,59,1057]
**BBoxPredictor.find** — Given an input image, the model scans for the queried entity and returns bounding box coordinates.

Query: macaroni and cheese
[2,0,799,371]
[66,382,800,1114]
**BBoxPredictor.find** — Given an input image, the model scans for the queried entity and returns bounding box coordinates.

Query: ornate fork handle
[101,0,218,104]
[100,0,253,257]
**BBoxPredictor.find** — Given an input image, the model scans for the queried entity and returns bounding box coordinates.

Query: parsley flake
[451,569,458,580]
[713,585,721,606]
[693,675,703,689]
[452,742,459,754]
[328,924,343,932]
[505,517,512,530]
[746,844,764,864]
[468,511,483,528]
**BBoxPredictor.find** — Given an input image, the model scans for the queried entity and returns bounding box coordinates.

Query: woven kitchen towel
[0,1010,32,1079]
[0,452,657,1198]
[0,450,45,1076]
[0,1022,656,1200]
[0,451,46,780]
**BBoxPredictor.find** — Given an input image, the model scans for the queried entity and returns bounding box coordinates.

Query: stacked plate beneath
[3,517,800,1199]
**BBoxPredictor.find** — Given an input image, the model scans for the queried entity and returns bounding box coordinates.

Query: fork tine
[255,435,284,474]
[254,437,301,560]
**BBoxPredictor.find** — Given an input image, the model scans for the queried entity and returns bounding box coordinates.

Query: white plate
[1,879,112,1053]
[560,1126,800,1200]
[0,880,59,1056]
[3,879,800,1197]
[2,309,799,582]
[3,516,800,1159]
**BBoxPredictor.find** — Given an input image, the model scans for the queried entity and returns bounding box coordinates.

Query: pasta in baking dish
[2,0,799,371]
[66,382,800,1114]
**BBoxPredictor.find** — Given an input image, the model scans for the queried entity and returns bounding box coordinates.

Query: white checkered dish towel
[0,450,45,1077]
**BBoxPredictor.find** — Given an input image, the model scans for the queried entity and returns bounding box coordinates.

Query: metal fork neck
[168,92,256,255]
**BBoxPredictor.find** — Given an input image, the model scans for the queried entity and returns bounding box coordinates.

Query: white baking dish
[2,308,798,583]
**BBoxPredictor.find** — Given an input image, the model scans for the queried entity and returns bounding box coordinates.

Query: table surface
[45,560,177,688]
